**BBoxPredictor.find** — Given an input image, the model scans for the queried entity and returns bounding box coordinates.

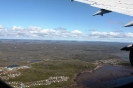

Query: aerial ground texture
[0,39,132,88]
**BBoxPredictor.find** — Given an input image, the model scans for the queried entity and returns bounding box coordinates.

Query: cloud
[89,31,133,38]
[71,30,87,38]
[0,25,5,29]
[0,25,133,41]
[89,32,108,38]
[125,33,133,38]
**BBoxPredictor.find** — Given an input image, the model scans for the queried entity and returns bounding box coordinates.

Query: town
[0,65,69,88]
[6,76,69,88]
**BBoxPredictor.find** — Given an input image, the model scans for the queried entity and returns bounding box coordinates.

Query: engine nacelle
[70,0,74,1]
[121,44,133,66]
[124,20,133,27]
[93,9,112,16]
[121,44,132,51]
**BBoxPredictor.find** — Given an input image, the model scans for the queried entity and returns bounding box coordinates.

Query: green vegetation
[8,59,96,88]
[0,40,129,66]
[0,40,130,88]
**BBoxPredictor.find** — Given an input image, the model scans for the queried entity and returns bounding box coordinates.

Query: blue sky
[0,0,133,42]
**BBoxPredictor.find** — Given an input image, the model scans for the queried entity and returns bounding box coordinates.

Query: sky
[0,0,133,42]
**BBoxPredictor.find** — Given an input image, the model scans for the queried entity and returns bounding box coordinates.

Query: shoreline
[72,64,103,86]
[72,63,133,88]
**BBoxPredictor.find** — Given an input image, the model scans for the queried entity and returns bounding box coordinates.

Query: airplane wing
[71,0,133,67]
[72,0,133,17]
[71,0,133,27]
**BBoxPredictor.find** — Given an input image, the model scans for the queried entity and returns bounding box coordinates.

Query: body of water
[75,65,133,88]
[7,64,19,68]
[31,60,41,62]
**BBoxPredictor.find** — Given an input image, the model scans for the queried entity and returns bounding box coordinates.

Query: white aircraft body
[71,0,133,66]
[71,0,133,27]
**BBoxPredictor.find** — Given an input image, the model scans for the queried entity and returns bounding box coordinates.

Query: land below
[0,39,132,88]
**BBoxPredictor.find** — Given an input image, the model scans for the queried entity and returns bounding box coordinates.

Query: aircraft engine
[93,9,112,16]
[124,20,133,27]
[70,0,74,1]
[121,44,133,66]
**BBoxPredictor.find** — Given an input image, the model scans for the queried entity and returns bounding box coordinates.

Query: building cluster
[0,65,69,88]
[94,58,120,65]
[6,76,69,88]
[0,65,30,80]
[0,72,21,80]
